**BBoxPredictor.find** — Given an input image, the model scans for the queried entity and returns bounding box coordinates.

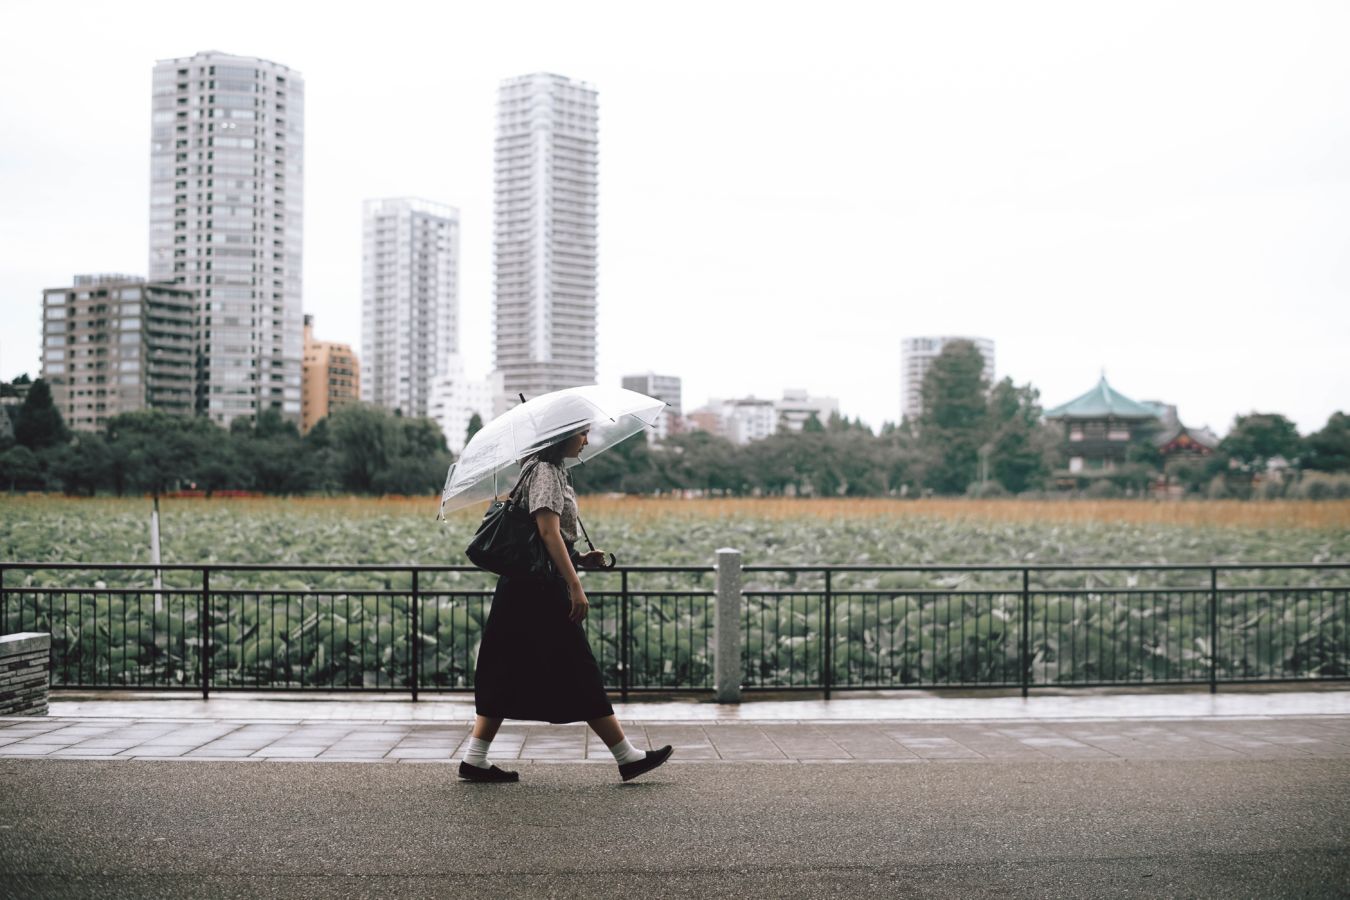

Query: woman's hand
[567,582,590,623]
[577,549,608,569]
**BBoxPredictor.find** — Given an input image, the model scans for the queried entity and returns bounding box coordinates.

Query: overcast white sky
[2,0,1347,435]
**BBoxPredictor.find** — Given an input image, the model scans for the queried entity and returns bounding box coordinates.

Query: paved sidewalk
[3,687,1350,764]
[37,682,1350,722]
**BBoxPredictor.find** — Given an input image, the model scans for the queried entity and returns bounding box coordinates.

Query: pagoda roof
[1044,376,1160,421]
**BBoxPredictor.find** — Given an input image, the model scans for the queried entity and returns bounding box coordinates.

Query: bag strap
[506,458,542,504]
[572,475,617,569]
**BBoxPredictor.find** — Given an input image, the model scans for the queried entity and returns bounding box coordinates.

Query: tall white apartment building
[901,336,995,422]
[361,198,460,417]
[149,51,304,427]
[493,73,599,407]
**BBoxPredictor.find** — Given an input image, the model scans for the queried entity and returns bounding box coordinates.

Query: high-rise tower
[361,198,460,417]
[493,73,598,406]
[149,51,304,427]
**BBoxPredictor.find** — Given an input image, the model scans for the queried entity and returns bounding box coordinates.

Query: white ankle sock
[608,738,646,765]
[464,736,492,769]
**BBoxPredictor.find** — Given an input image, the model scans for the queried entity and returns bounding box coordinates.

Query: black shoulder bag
[465,460,620,576]
[465,460,554,577]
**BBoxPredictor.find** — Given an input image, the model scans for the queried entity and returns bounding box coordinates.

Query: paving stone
[254,747,326,758]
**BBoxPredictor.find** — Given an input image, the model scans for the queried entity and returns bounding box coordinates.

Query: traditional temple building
[1140,402,1217,456]
[1043,375,1161,477]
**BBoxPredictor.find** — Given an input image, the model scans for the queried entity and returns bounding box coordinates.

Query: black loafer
[619,745,674,782]
[458,761,519,783]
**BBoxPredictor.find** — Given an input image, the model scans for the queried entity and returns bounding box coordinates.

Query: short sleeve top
[520,460,579,543]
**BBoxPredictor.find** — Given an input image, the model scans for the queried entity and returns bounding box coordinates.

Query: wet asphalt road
[2,757,1348,899]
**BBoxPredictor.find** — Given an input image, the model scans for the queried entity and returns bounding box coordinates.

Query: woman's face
[563,429,590,458]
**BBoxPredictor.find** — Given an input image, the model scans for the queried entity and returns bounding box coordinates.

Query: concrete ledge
[0,632,50,716]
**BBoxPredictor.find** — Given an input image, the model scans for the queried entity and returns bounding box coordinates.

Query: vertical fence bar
[1020,568,1030,698]
[1209,567,1219,694]
[201,568,211,700]
[823,569,833,700]
[620,569,630,702]
[411,568,420,702]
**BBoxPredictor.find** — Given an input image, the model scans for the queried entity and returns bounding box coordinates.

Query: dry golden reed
[13,494,1338,530]
[572,497,1350,529]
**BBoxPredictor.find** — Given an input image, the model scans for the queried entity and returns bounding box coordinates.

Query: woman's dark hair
[531,428,586,467]
[532,439,569,467]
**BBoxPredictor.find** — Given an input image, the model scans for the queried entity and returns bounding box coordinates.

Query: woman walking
[459,426,673,783]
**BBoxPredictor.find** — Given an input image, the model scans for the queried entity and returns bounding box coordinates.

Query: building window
[1068,425,1084,442]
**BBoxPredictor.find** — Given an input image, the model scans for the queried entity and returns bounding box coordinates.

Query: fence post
[714,548,743,704]
[1209,566,1218,694]
[823,569,833,700]
[411,569,420,702]
[620,569,630,703]
[1020,568,1030,699]
[201,568,210,701]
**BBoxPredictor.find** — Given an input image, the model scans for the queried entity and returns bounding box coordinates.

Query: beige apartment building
[301,315,359,433]
[40,275,195,431]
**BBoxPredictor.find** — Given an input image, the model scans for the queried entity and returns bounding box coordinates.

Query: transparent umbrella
[439,385,666,515]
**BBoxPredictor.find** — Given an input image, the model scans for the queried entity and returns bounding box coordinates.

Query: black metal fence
[1,562,1346,698]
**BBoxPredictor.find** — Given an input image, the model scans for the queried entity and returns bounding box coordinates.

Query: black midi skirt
[474,573,615,724]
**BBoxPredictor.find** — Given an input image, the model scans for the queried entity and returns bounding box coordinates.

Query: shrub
[1084,480,1122,499]
[1292,472,1350,500]
[965,480,1009,498]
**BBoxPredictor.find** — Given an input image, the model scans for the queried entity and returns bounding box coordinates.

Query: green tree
[0,445,44,491]
[465,412,484,446]
[14,379,68,450]
[1303,412,1350,473]
[918,340,990,494]
[985,378,1051,493]
[50,433,111,496]
[104,410,222,495]
[327,404,395,492]
[1221,413,1301,472]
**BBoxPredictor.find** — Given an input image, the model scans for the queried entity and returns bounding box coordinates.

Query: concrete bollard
[0,632,52,716]
[714,548,743,704]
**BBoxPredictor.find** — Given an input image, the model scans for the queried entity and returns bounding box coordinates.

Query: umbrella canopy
[439,385,666,515]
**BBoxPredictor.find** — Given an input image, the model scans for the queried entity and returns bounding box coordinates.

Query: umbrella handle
[600,552,617,570]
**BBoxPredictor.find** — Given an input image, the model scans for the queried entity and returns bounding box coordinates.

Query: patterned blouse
[521,460,579,543]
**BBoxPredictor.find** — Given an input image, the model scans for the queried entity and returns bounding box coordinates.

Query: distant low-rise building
[688,397,776,445]
[41,274,194,431]
[1140,401,1219,461]
[301,314,360,434]
[430,356,498,455]
[775,389,839,432]
[622,372,682,441]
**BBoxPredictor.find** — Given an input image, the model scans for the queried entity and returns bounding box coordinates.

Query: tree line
[0,380,451,496]
[1,340,1347,497]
